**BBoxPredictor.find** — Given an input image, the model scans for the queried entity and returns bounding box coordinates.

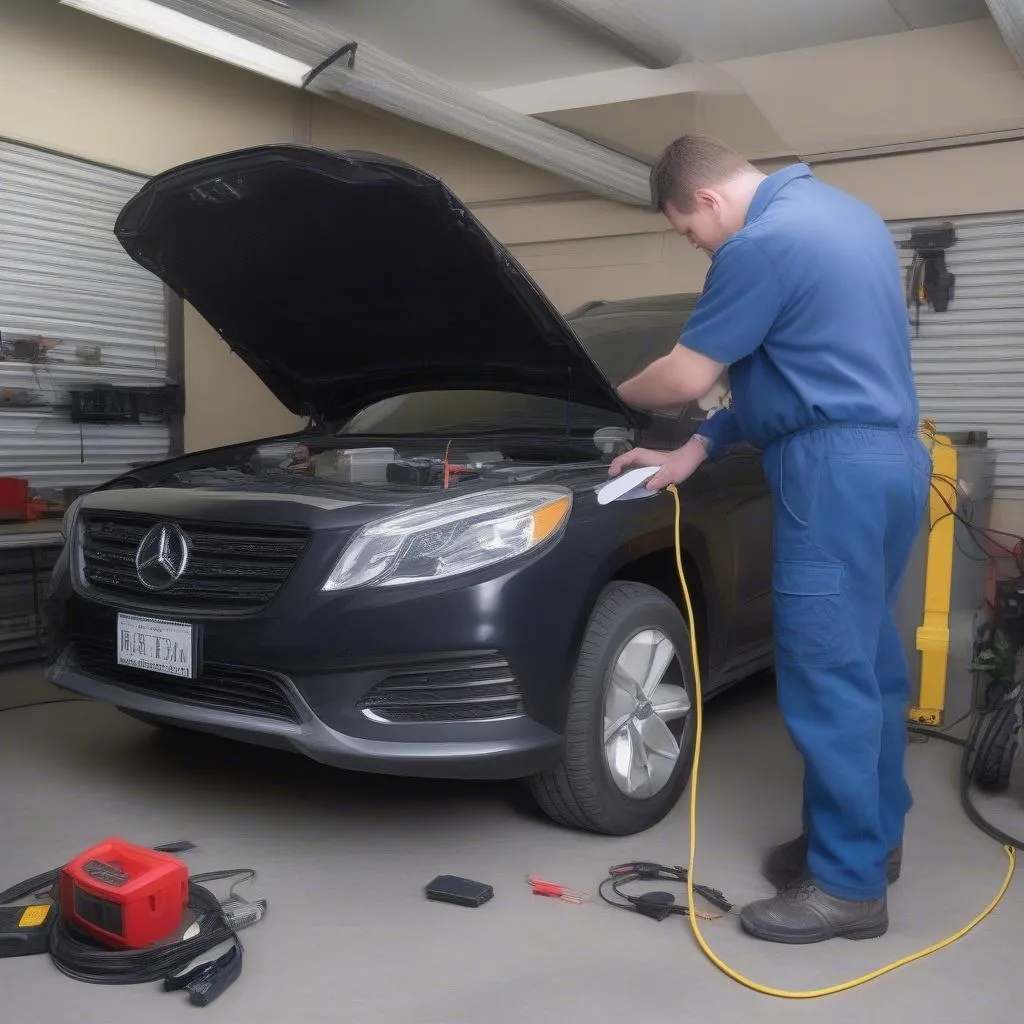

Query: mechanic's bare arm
[616,344,725,409]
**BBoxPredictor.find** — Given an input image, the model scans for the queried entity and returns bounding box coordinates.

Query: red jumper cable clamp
[526,875,591,904]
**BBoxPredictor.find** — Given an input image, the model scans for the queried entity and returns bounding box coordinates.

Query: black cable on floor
[907,691,1022,850]
[908,708,973,747]
[908,724,966,747]
[958,702,1024,852]
[0,698,90,715]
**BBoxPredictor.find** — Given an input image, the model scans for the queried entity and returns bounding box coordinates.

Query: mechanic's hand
[609,438,709,492]
[608,447,668,477]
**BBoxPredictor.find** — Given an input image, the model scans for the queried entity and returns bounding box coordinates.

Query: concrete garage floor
[1,666,1021,1024]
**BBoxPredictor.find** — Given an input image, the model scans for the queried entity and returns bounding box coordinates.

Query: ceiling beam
[985,0,1024,72]
[60,0,654,205]
[525,0,685,69]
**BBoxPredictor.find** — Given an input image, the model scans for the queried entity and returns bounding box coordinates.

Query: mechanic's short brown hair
[649,135,754,214]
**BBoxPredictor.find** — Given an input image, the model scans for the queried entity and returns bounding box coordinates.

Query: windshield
[571,302,695,385]
[341,299,697,436]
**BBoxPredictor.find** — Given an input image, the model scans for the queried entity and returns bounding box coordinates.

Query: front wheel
[528,581,697,835]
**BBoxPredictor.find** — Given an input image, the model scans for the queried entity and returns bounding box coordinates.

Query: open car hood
[114,144,635,425]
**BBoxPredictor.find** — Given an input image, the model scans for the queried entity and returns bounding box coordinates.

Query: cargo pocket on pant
[773,561,852,668]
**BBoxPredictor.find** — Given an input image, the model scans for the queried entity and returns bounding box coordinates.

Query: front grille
[357,655,524,723]
[78,511,308,612]
[72,638,300,723]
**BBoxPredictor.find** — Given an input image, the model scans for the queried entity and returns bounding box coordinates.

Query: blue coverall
[686,164,932,901]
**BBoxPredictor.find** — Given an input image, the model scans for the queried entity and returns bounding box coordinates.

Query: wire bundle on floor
[0,844,261,1006]
[959,693,1024,851]
[48,878,238,984]
[597,861,733,922]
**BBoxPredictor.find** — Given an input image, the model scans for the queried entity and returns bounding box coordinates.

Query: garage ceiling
[62,1,1024,201]
[286,0,990,89]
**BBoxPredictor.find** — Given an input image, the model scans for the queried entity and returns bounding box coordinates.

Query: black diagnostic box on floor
[424,875,493,908]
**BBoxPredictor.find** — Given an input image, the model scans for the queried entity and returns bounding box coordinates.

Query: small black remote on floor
[424,875,494,908]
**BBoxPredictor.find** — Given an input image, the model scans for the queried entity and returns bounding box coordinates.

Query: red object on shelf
[0,477,29,521]
[59,838,189,950]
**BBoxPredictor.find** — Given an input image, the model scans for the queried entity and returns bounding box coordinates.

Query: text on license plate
[117,614,195,679]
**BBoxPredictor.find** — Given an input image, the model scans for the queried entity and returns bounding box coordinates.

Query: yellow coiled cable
[665,482,1016,999]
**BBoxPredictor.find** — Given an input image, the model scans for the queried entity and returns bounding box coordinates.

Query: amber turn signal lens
[531,496,571,544]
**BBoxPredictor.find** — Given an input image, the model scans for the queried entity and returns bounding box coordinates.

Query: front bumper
[43,508,623,780]
[47,644,562,779]
[43,469,664,781]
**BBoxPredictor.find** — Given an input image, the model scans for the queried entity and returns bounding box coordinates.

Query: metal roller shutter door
[0,139,179,663]
[0,139,174,500]
[890,211,1024,499]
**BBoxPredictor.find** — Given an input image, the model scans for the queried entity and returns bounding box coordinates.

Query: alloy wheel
[601,628,691,798]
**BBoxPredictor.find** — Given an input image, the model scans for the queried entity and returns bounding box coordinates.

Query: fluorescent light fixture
[59,0,312,86]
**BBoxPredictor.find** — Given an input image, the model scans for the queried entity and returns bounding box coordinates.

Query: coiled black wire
[911,689,1024,852]
[959,695,1024,852]
[48,880,238,984]
[598,861,733,920]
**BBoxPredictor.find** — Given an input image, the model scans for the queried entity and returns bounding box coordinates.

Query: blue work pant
[762,425,931,901]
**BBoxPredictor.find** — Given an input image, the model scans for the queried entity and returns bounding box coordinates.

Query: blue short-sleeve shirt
[683,164,920,451]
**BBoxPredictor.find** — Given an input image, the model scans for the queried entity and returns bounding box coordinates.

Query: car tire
[528,580,697,835]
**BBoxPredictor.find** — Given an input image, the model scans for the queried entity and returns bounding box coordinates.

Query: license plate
[116,614,196,679]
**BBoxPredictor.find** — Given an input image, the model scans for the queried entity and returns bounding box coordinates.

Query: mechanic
[610,135,931,944]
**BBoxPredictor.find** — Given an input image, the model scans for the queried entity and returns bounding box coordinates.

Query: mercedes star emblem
[135,522,191,591]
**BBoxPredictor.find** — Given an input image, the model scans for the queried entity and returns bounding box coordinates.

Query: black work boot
[761,834,902,890]
[740,878,888,944]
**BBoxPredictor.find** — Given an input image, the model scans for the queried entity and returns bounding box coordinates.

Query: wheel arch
[604,524,723,678]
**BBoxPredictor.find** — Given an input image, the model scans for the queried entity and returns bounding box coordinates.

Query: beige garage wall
[501,141,1024,309]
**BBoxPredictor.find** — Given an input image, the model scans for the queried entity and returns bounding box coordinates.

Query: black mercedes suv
[47,145,774,835]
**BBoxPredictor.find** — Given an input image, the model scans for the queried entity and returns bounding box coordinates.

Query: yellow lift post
[910,423,958,726]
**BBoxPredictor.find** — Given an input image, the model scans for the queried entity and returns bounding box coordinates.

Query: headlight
[323,487,572,591]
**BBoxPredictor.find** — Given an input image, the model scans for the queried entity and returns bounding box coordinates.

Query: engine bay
[159,430,635,498]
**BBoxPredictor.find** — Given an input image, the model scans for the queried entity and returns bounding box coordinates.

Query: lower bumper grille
[71,638,300,724]
[357,655,524,723]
